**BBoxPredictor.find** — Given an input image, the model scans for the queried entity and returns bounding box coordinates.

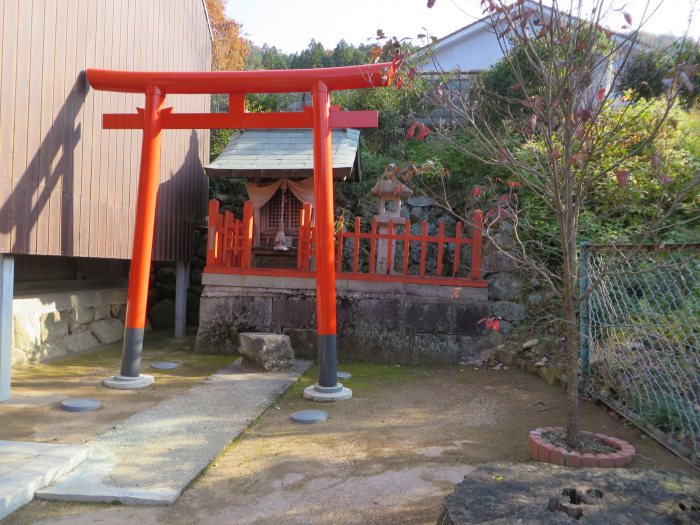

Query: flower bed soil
[529,426,636,467]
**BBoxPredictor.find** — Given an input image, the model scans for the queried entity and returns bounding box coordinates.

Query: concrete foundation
[195,273,493,365]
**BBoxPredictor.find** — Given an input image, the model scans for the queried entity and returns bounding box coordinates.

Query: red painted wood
[241,200,253,269]
[403,223,410,275]
[203,266,487,288]
[471,210,484,280]
[87,62,394,94]
[352,217,361,273]
[124,86,165,330]
[223,210,232,267]
[453,222,462,277]
[436,221,445,277]
[311,81,337,336]
[369,216,377,275]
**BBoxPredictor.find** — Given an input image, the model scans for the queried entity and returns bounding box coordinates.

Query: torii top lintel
[86,62,394,131]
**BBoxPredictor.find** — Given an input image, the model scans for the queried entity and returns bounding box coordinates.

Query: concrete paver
[0,441,90,520]
[36,359,311,506]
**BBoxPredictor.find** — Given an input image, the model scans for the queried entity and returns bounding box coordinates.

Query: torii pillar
[85,64,393,398]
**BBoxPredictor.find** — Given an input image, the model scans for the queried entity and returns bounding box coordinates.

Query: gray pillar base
[303,383,352,402]
[103,374,155,390]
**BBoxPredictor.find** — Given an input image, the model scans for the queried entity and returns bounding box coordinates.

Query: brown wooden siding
[0,0,211,261]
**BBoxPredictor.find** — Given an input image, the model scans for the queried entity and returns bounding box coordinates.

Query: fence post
[206,199,221,267]
[579,241,591,386]
[470,210,483,280]
[241,200,254,269]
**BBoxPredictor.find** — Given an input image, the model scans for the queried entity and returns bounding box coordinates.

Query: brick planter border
[529,427,635,468]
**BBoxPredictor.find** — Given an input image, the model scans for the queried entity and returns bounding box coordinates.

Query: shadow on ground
[3,360,696,525]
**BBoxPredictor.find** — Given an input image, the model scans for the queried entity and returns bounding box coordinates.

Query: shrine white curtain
[245,178,315,209]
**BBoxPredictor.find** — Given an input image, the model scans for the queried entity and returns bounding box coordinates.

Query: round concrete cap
[291,409,328,424]
[337,371,352,380]
[103,374,155,390]
[151,361,180,370]
[61,398,102,412]
[303,384,352,402]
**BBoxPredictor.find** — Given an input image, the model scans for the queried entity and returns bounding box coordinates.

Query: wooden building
[0,0,212,393]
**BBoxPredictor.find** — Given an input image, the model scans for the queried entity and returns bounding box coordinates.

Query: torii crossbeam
[87,63,393,398]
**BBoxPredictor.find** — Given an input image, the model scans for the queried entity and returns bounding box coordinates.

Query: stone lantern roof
[371,178,413,199]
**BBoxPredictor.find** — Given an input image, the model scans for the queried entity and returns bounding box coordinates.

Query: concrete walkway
[35,359,311,506]
[0,441,90,520]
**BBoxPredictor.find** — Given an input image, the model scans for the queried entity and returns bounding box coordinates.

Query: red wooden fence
[206,199,253,269]
[206,199,486,287]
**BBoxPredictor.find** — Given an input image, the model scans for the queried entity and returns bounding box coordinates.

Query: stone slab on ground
[0,441,90,520]
[438,462,700,524]
[36,359,311,506]
[239,332,295,371]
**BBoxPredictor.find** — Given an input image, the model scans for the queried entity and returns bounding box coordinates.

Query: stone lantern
[371,177,413,274]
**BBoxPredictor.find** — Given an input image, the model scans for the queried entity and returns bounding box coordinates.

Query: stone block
[459,336,493,364]
[156,266,177,283]
[69,307,95,334]
[226,296,272,328]
[414,334,461,364]
[453,302,489,336]
[271,297,315,328]
[491,301,526,324]
[338,328,366,362]
[40,310,70,343]
[363,330,414,364]
[336,296,356,330]
[62,331,100,353]
[404,301,451,334]
[13,313,41,352]
[283,328,317,358]
[89,318,125,344]
[486,272,522,301]
[110,303,124,319]
[93,304,111,321]
[34,332,101,361]
[239,333,294,371]
[480,250,517,276]
[149,299,175,329]
[357,299,404,330]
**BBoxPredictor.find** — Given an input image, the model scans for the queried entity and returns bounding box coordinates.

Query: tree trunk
[562,237,581,448]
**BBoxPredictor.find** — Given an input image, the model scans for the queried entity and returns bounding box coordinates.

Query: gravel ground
[2,359,695,525]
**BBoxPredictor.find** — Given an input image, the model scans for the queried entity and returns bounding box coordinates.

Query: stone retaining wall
[195,275,497,365]
[12,288,128,366]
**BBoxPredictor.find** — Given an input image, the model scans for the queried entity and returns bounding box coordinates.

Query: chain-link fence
[580,243,700,466]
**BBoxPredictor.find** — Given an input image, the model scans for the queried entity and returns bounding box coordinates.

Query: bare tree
[410,0,699,448]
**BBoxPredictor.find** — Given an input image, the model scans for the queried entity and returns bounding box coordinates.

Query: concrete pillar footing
[103,374,155,390]
[303,384,352,402]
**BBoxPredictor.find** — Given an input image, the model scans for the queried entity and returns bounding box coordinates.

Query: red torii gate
[87,64,393,399]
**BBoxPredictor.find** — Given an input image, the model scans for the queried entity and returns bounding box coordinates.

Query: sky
[227,0,700,54]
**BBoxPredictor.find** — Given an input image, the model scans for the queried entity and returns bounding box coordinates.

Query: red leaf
[596,88,606,101]
[427,0,436,7]
[471,185,484,198]
[574,126,585,140]
[404,122,417,140]
[416,124,430,141]
[623,12,632,25]
[616,169,630,188]
[657,174,673,185]
[508,181,522,189]
[395,76,403,89]
[478,317,500,332]
[497,194,510,204]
